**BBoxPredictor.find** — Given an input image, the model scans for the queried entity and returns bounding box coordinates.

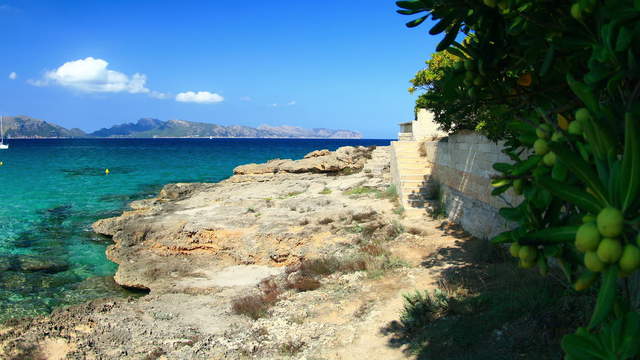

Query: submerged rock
[17,255,69,273]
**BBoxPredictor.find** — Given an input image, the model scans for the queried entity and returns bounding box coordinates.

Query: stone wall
[424,130,521,239]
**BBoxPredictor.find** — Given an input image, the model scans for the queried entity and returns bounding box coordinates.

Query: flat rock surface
[0,145,472,360]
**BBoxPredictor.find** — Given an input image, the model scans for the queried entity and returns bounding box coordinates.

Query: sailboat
[0,115,8,150]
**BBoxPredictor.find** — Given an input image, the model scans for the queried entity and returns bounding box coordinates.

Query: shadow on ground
[381,222,595,360]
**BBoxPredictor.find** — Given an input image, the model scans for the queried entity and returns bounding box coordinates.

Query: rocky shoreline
[0,145,461,359]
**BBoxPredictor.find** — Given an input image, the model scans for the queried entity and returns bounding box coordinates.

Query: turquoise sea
[0,138,390,322]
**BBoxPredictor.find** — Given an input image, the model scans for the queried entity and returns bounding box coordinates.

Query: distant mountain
[90,118,164,137]
[1,116,362,139]
[1,116,86,138]
[91,119,362,139]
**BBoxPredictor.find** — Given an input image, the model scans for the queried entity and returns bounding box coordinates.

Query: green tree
[398,0,640,357]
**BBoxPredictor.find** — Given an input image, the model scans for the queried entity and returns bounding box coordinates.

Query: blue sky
[0,1,440,138]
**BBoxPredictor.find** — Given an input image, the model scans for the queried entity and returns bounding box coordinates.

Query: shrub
[287,276,322,292]
[398,0,640,356]
[231,278,281,320]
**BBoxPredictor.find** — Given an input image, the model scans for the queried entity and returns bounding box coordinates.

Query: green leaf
[552,159,568,181]
[538,177,603,214]
[499,206,524,222]
[621,112,640,211]
[507,120,536,136]
[397,9,426,15]
[567,74,600,115]
[436,21,462,52]
[493,162,512,173]
[396,0,425,10]
[429,17,451,34]
[549,143,609,205]
[615,26,632,52]
[492,184,511,196]
[445,46,466,59]
[491,230,513,244]
[520,226,579,245]
[619,312,640,358]
[562,332,607,359]
[512,155,542,176]
[588,265,619,329]
[406,15,429,28]
[540,44,555,77]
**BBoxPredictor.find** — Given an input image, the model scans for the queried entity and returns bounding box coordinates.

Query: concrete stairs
[390,141,433,216]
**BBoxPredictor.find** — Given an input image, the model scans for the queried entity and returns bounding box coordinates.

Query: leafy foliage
[398,0,640,357]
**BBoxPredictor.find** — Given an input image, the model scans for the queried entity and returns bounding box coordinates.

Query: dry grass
[287,276,322,292]
[231,278,281,320]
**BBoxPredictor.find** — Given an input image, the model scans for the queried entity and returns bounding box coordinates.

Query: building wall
[424,130,521,239]
[412,109,447,140]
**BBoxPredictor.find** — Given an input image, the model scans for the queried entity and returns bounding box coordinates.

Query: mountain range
[1,116,362,139]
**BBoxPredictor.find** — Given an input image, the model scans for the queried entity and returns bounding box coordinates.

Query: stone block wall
[424,130,521,239]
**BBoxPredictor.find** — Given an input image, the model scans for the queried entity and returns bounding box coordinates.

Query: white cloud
[270,100,297,107]
[8,72,16,80]
[36,57,150,94]
[175,91,224,104]
[150,91,170,99]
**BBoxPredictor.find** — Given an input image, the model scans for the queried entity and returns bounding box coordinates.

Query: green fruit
[519,245,537,262]
[464,60,474,71]
[533,139,549,155]
[520,259,536,269]
[497,0,508,10]
[575,108,591,123]
[483,0,496,7]
[509,243,521,257]
[568,121,583,135]
[575,222,601,252]
[543,152,556,166]
[574,271,597,291]
[513,179,523,195]
[619,244,640,272]
[467,87,477,98]
[463,78,473,86]
[597,207,624,238]
[570,3,582,20]
[536,124,552,139]
[584,251,605,272]
[551,131,564,142]
[582,215,596,223]
[597,238,623,264]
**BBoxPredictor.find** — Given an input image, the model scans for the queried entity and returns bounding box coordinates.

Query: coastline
[0,145,454,359]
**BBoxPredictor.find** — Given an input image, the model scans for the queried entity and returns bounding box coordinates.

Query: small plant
[345,224,364,234]
[389,220,405,240]
[246,207,256,213]
[377,184,399,201]
[393,206,405,216]
[400,289,450,334]
[319,187,332,195]
[278,340,306,356]
[279,191,302,199]
[343,186,380,197]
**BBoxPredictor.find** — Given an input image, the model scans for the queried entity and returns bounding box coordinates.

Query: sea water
[0,138,390,321]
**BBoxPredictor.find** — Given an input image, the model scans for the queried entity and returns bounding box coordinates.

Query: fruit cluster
[576,207,640,277]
